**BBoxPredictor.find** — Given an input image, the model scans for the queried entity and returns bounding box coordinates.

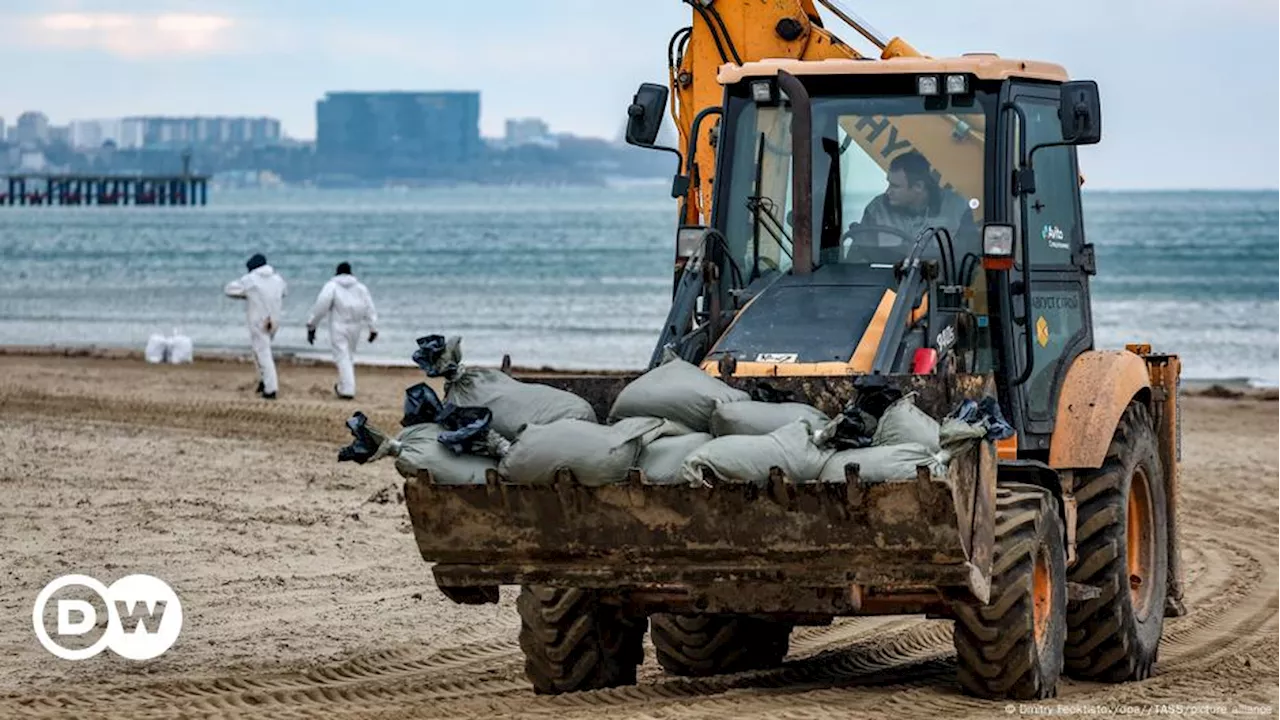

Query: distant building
[48,125,71,146]
[115,116,282,150]
[0,118,5,143]
[14,111,50,146]
[316,91,481,165]
[70,119,120,149]
[505,118,554,147]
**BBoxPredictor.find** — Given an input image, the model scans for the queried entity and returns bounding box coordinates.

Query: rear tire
[1065,401,1168,681]
[651,614,792,676]
[517,586,646,694]
[953,481,1067,700]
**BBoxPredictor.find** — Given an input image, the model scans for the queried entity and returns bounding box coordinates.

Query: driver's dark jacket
[858,188,978,248]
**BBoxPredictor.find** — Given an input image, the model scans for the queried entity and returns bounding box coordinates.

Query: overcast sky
[0,0,1275,189]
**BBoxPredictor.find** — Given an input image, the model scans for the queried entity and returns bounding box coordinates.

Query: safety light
[982,223,1015,270]
[751,80,776,103]
[917,75,940,96]
[946,74,970,95]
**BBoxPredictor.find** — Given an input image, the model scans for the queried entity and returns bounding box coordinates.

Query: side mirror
[625,82,689,199]
[625,83,668,148]
[1059,80,1101,145]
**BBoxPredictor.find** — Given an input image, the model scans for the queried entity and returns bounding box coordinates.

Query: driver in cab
[848,150,978,260]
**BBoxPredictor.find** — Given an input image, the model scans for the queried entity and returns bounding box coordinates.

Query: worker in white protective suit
[306,262,378,400]
[224,253,288,400]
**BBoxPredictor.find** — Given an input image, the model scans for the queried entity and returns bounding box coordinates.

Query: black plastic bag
[749,382,796,404]
[848,381,904,419]
[436,405,495,455]
[338,412,382,464]
[828,407,879,450]
[412,335,460,378]
[402,382,446,427]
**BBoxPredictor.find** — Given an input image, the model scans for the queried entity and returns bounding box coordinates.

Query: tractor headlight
[751,80,777,103]
[917,75,940,96]
[983,224,1015,257]
[946,74,970,95]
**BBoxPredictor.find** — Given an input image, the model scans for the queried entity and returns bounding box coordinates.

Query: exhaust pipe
[776,70,813,275]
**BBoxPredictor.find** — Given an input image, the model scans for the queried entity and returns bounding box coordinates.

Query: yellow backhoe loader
[401,0,1184,701]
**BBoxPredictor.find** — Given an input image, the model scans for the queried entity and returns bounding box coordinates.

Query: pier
[1,173,209,207]
[1,150,209,207]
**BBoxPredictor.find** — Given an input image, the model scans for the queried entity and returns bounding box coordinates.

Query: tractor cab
[627,55,1104,452]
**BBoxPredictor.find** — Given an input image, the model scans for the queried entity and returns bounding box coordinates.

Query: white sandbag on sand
[608,353,749,432]
[168,334,194,364]
[871,394,941,452]
[447,367,597,440]
[144,334,170,364]
[818,442,949,485]
[498,417,664,487]
[370,424,497,485]
[638,432,714,485]
[679,420,833,487]
[709,401,829,437]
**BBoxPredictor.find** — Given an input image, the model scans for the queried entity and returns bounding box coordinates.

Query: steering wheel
[840,223,918,264]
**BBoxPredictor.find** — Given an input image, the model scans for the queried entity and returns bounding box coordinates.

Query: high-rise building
[116,116,282,149]
[316,91,481,165]
[14,111,50,146]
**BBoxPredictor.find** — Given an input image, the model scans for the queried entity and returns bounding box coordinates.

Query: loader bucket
[404,438,997,611]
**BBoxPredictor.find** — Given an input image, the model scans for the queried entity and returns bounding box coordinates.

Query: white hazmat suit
[224,263,288,397]
[306,273,378,398]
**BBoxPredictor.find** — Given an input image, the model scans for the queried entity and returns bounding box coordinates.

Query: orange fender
[1049,350,1151,469]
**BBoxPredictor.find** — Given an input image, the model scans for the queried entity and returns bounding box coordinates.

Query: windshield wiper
[745,195,793,259]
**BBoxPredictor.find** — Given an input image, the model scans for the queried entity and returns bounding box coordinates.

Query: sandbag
[411,334,596,439]
[412,335,462,378]
[679,420,832,487]
[609,355,749,432]
[499,417,662,487]
[871,394,941,452]
[168,334,193,364]
[944,397,1015,446]
[818,442,949,485]
[447,367,596,440]
[144,334,170,364]
[637,432,714,485]
[392,424,496,485]
[709,401,829,437]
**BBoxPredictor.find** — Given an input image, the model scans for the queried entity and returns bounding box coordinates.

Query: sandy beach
[0,351,1275,719]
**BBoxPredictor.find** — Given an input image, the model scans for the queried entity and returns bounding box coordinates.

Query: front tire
[650,614,792,677]
[953,481,1067,700]
[1065,401,1168,681]
[517,586,646,694]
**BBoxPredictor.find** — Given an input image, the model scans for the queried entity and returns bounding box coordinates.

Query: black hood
[707,264,896,364]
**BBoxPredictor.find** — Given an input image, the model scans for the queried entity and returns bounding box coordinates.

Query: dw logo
[32,574,183,660]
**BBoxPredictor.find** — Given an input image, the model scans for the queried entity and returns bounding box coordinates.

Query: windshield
[720,86,993,281]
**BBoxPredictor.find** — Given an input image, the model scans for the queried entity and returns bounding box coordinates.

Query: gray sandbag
[818,442,949,485]
[498,417,663,487]
[638,432,714,485]
[709,400,829,437]
[608,354,750,432]
[940,417,988,454]
[871,394,941,452]
[447,367,597,440]
[375,424,497,485]
[678,420,833,487]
